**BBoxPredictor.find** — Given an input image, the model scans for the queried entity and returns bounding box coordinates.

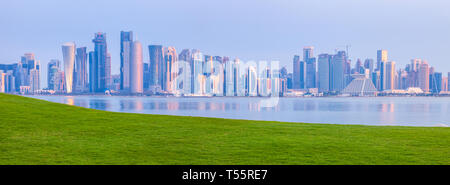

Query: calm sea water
[27,96,450,127]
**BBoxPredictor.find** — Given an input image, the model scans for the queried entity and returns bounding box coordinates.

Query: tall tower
[318,54,331,92]
[75,47,88,92]
[164,47,177,93]
[62,42,75,93]
[120,31,133,92]
[130,41,143,94]
[376,49,388,70]
[330,51,346,92]
[148,45,164,91]
[418,61,430,92]
[385,61,395,90]
[91,32,108,92]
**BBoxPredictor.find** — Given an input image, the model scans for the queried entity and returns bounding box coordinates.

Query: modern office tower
[292,55,300,89]
[418,61,430,92]
[120,31,133,92]
[364,59,374,74]
[29,63,40,92]
[397,69,408,90]
[246,66,257,96]
[164,47,177,93]
[148,45,164,92]
[62,42,76,93]
[224,59,234,96]
[430,72,442,93]
[143,63,150,91]
[303,46,315,89]
[303,46,314,61]
[178,49,192,93]
[372,71,381,90]
[376,49,388,70]
[318,54,331,93]
[75,47,88,92]
[330,51,346,92]
[385,61,395,90]
[175,57,191,95]
[234,58,245,96]
[88,51,96,92]
[292,55,306,89]
[106,53,112,89]
[91,32,109,92]
[130,41,143,94]
[306,57,316,88]
[192,50,205,95]
[47,59,60,90]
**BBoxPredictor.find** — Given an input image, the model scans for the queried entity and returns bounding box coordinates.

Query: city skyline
[1,0,450,88]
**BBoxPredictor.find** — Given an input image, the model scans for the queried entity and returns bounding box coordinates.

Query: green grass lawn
[0,93,448,165]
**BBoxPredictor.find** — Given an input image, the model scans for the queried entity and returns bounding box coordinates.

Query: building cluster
[290,47,450,96]
[1,31,449,96]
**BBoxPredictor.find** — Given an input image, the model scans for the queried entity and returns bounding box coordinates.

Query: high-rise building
[120,31,133,92]
[306,57,316,88]
[330,51,346,92]
[303,46,316,89]
[75,47,88,92]
[192,50,205,95]
[376,49,388,70]
[318,54,331,93]
[292,55,305,89]
[385,61,395,90]
[91,32,109,92]
[430,72,442,93]
[164,47,177,93]
[224,58,234,96]
[418,61,430,92]
[148,45,164,92]
[62,42,75,93]
[47,59,60,91]
[130,41,143,94]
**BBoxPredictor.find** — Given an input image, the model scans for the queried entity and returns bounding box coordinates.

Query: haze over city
[1,0,450,87]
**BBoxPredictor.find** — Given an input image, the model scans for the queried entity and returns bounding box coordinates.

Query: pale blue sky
[1,0,449,87]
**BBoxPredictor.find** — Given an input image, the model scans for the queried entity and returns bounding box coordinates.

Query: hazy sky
[1,0,450,87]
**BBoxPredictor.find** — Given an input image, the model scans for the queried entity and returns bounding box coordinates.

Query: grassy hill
[0,93,448,165]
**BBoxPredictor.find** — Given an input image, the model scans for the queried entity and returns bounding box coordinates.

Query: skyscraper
[91,32,109,92]
[430,72,442,93]
[318,54,331,93]
[62,42,75,93]
[303,46,316,89]
[120,31,133,92]
[164,47,177,93]
[376,49,388,71]
[75,47,88,92]
[130,41,143,94]
[330,51,346,92]
[418,61,430,92]
[385,61,395,90]
[47,59,60,91]
[292,55,305,89]
[148,45,164,92]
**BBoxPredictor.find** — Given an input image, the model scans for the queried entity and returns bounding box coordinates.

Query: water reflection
[27,96,450,127]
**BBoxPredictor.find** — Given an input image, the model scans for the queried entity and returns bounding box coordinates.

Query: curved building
[62,42,75,93]
[130,41,143,93]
